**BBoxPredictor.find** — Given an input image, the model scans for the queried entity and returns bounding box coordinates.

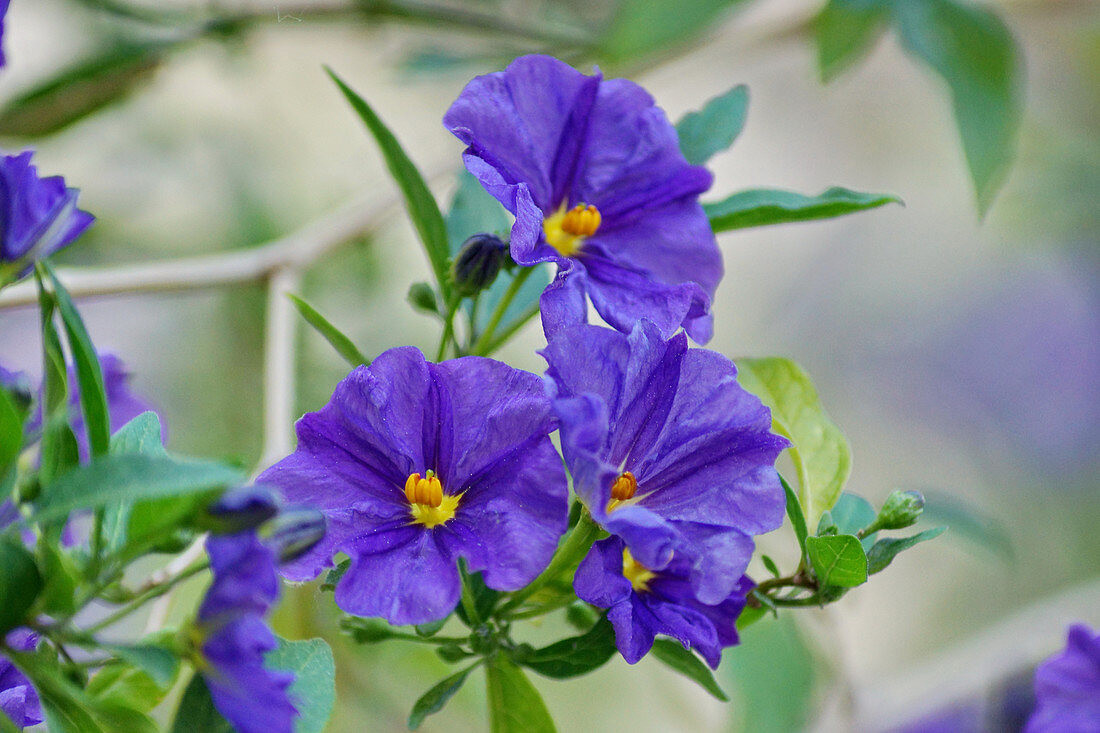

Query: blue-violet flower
[444,55,721,343]
[543,321,787,604]
[259,346,569,625]
[1026,623,1100,732]
[0,630,42,731]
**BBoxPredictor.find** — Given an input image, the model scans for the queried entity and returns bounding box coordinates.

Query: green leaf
[103,412,167,554]
[676,85,749,165]
[32,453,243,523]
[35,537,79,616]
[892,0,1022,214]
[87,662,167,713]
[0,538,42,634]
[407,662,478,730]
[805,534,867,587]
[706,187,901,232]
[44,263,111,458]
[725,614,818,733]
[485,654,556,733]
[816,0,890,83]
[36,279,78,488]
[170,674,233,733]
[520,617,616,679]
[599,0,748,64]
[288,294,370,367]
[103,642,180,688]
[0,45,164,137]
[866,526,946,575]
[920,489,1012,560]
[445,170,511,256]
[737,358,851,529]
[649,639,729,701]
[266,638,336,733]
[340,616,401,644]
[761,554,781,577]
[781,475,808,557]
[0,386,28,481]
[327,68,451,301]
[829,493,876,535]
[414,618,448,638]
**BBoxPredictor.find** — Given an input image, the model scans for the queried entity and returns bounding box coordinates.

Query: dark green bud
[872,490,925,531]
[451,234,506,296]
[202,485,279,534]
[407,282,439,314]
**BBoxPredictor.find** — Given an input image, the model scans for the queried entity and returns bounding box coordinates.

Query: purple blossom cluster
[0,630,42,731]
[260,55,788,669]
[1027,623,1100,732]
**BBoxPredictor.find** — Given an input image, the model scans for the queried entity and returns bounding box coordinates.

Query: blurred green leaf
[521,616,616,679]
[35,278,78,488]
[35,537,79,616]
[725,615,817,733]
[446,171,511,256]
[266,638,336,733]
[806,534,867,587]
[920,489,1013,560]
[892,0,1022,214]
[485,655,556,733]
[103,642,180,689]
[32,453,243,523]
[830,492,877,550]
[288,294,370,368]
[866,526,946,574]
[88,650,175,714]
[327,68,452,302]
[737,358,851,529]
[0,45,164,137]
[340,616,401,644]
[0,386,27,481]
[649,639,729,701]
[170,674,233,733]
[706,187,901,232]
[104,412,167,555]
[676,85,749,165]
[0,538,42,634]
[407,662,478,730]
[816,0,890,82]
[599,0,747,64]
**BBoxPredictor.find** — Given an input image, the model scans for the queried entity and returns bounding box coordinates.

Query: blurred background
[1,0,1098,730]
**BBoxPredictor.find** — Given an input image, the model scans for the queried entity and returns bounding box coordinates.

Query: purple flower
[444,55,721,343]
[197,532,296,733]
[1026,623,1100,732]
[0,630,42,731]
[0,151,94,282]
[543,321,787,605]
[575,536,748,668]
[0,1,9,68]
[259,346,569,625]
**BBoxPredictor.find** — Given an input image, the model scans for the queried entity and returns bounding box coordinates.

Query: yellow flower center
[607,471,639,513]
[543,203,601,257]
[404,470,460,528]
[622,548,656,593]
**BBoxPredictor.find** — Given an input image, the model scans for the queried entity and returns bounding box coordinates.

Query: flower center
[543,203,601,257]
[607,471,637,512]
[622,548,656,593]
[404,470,460,528]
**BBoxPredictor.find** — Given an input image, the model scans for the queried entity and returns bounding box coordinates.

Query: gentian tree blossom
[574,536,749,668]
[196,531,297,733]
[543,321,787,605]
[259,347,569,625]
[1026,623,1100,732]
[0,1,9,68]
[0,630,42,731]
[0,150,94,283]
[444,54,722,343]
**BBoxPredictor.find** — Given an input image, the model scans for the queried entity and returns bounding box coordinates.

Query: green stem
[459,566,483,627]
[476,301,540,357]
[471,267,534,355]
[497,509,601,616]
[83,560,210,635]
[435,294,462,362]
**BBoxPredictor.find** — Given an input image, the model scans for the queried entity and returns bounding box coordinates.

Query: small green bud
[407,282,439,314]
[873,490,925,531]
[451,233,506,296]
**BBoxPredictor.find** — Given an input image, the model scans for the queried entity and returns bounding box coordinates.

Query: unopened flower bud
[263,508,327,563]
[451,233,506,296]
[204,486,280,534]
[872,490,925,531]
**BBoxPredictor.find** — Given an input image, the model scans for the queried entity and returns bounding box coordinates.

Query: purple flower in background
[0,1,9,68]
[259,347,569,625]
[1026,623,1100,732]
[197,532,296,733]
[444,55,721,343]
[0,151,94,282]
[575,536,749,668]
[0,630,42,731]
[543,321,787,604]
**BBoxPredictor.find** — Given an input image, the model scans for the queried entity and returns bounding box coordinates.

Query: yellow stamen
[610,471,637,501]
[404,470,460,528]
[543,203,601,257]
[622,548,656,593]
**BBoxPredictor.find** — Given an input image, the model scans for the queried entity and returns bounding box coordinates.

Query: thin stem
[497,509,601,616]
[471,267,534,355]
[476,301,540,357]
[435,294,462,362]
[84,560,209,635]
[502,594,577,621]
[459,565,483,627]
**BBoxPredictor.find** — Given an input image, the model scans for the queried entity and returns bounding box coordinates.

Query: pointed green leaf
[805,534,867,587]
[649,639,729,701]
[170,674,233,733]
[599,0,748,63]
[407,662,478,730]
[288,294,370,367]
[737,358,851,529]
[35,276,78,487]
[781,475,808,557]
[521,616,616,679]
[0,386,28,481]
[266,638,336,733]
[327,68,451,300]
[866,526,946,575]
[103,642,180,688]
[706,187,901,232]
[816,0,890,82]
[676,85,749,165]
[485,655,556,733]
[0,538,42,634]
[892,0,1022,214]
